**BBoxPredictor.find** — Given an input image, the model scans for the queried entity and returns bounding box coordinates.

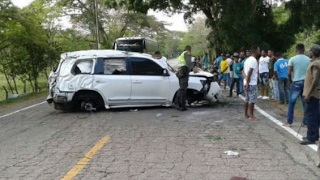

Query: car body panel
[47,50,223,111]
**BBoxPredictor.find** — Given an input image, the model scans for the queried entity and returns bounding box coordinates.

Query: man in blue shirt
[216,54,223,70]
[203,53,209,71]
[216,53,224,86]
[227,53,243,97]
[273,53,289,104]
[284,44,310,127]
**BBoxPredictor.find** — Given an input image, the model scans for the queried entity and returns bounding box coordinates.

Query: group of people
[215,44,320,146]
[191,53,209,70]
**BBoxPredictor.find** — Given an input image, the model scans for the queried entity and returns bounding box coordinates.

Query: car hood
[189,71,213,78]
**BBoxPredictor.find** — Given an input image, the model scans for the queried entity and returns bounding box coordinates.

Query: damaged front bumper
[203,82,224,103]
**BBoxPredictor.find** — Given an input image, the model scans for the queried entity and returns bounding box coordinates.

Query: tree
[164,31,184,58]
[180,18,210,57]
[124,0,295,53]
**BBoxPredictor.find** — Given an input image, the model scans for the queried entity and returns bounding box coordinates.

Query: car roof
[61,49,153,60]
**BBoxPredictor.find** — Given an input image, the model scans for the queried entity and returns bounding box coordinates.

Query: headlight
[200,80,206,85]
[203,84,209,91]
[200,80,209,92]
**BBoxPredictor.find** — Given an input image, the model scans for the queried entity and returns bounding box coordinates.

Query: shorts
[245,85,258,104]
[220,74,228,80]
[259,72,269,85]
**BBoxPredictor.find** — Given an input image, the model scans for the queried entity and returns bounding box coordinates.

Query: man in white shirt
[258,50,270,100]
[242,46,260,120]
[154,51,168,68]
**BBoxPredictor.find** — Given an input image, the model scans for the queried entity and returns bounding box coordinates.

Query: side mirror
[163,69,170,76]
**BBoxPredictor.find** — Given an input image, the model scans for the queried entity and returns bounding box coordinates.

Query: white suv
[47,50,223,111]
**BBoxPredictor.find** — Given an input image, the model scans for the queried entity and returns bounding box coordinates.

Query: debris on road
[224,150,239,156]
[130,109,138,112]
[156,113,163,117]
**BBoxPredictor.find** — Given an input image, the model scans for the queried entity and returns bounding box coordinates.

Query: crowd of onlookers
[195,44,320,148]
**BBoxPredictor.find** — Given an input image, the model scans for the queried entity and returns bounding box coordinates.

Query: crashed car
[47,50,223,111]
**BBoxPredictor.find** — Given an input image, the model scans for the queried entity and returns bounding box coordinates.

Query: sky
[10,0,188,32]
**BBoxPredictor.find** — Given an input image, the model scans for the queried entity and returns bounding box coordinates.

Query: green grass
[0,74,48,102]
[258,87,304,116]
[0,90,48,106]
[204,135,224,141]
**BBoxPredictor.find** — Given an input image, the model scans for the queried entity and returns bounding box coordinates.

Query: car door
[93,58,131,107]
[128,57,170,105]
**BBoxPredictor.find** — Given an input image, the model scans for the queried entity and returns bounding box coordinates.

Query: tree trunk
[3,70,14,94]
[34,75,38,92]
[23,80,26,93]
[12,75,19,94]
[28,74,35,92]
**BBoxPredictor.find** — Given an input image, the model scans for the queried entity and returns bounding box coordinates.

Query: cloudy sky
[10,0,188,31]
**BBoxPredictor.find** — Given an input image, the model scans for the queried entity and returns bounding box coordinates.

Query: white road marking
[0,101,46,119]
[239,95,318,151]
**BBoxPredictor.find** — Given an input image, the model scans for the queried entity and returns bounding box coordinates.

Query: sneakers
[258,96,269,100]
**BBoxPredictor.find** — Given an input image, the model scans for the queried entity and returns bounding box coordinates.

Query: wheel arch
[72,89,105,109]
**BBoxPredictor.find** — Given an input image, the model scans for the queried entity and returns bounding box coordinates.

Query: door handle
[132,80,142,84]
[96,80,105,83]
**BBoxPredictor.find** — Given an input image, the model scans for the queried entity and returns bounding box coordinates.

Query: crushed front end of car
[188,70,224,105]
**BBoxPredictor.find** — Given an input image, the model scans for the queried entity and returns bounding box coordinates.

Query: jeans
[239,76,244,93]
[287,80,307,125]
[269,79,279,100]
[278,78,289,104]
[229,78,240,96]
[227,73,231,87]
[305,97,320,142]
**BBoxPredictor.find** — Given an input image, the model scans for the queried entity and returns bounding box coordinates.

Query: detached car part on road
[47,50,223,111]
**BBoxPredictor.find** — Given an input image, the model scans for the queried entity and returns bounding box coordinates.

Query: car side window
[103,58,127,75]
[72,59,93,75]
[130,58,163,76]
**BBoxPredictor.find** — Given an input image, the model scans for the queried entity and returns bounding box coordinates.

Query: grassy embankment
[0,73,48,105]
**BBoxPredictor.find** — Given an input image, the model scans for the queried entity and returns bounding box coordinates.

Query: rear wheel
[72,90,105,112]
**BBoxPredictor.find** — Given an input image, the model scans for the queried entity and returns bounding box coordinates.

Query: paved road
[0,90,319,180]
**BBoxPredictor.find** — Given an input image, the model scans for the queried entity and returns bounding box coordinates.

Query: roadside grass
[258,88,304,117]
[0,73,48,102]
[0,90,48,106]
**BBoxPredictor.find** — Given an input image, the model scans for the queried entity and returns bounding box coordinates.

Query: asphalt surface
[0,58,319,179]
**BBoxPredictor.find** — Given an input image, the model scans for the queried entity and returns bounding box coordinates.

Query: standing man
[220,54,229,90]
[258,50,270,99]
[273,53,289,105]
[300,44,320,145]
[227,53,243,97]
[268,50,279,101]
[243,46,259,120]
[154,51,168,68]
[226,54,233,87]
[239,51,246,93]
[203,53,209,71]
[284,44,310,127]
[243,50,251,64]
[216,53,223,71]
[174,45,197,111]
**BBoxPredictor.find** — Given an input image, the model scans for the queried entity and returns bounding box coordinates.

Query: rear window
[103,58,127,75]
[72,59,93,75]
